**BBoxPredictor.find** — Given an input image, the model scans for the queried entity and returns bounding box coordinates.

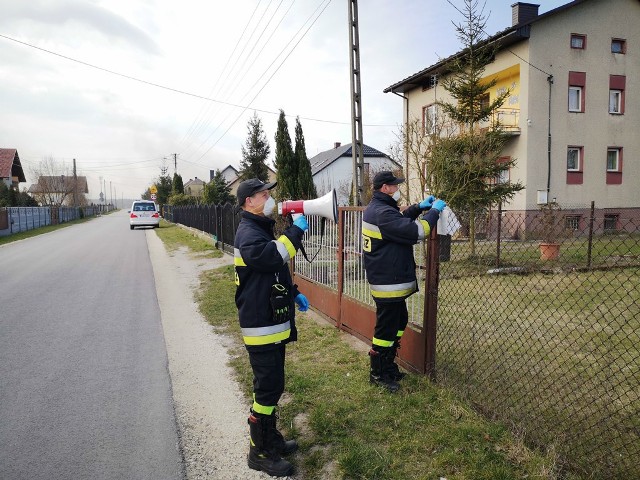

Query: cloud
[0,0,159,55]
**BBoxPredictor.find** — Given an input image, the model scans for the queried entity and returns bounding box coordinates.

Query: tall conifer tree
[239,112,270,182]
[273,110,296,200]
[294,117,317,200]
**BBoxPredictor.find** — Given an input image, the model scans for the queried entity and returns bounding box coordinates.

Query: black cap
[237,178,277,206]
[373,171,405,190]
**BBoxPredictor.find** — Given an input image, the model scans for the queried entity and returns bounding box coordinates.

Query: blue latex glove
[432,199,447,213]
[293,214,309,232]
[295,293,309,312]
[419,195,436,210]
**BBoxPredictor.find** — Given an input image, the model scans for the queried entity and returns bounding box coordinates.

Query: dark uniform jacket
[234,211,304,351]
[362,191,439,303]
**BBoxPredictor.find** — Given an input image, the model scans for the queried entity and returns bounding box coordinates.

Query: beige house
[385,0,639,230]
[184,177,205,197]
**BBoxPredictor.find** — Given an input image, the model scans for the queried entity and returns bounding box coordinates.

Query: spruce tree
[429,0,523,256]
[239,112,270,182]
[294,117,317,200]
[172,173,184,194]
[273,110,296,201]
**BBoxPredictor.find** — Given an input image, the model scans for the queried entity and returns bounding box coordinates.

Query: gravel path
[147,232,288,479]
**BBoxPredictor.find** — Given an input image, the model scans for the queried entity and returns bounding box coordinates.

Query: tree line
[143,110,317,207]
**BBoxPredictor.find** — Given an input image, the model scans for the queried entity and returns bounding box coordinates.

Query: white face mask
[392,190,401,202]
[262,196,276,216]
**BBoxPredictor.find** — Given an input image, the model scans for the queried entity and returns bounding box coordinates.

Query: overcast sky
[0,0,567,201]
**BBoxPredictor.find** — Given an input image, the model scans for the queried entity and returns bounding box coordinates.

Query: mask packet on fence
[270,283,290,323]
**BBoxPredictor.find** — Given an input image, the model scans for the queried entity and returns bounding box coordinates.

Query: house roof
[384,0,588,94]
[28,176,89,194]
[0,148,27,182]
[184,177,205,187]
[309,143,394,175]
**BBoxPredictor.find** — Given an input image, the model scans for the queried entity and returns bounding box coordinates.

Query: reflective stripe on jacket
[362,191,439,303]
[234,211,304,350]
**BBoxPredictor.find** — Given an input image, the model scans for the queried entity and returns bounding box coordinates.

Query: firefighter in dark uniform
[362,171,446,392]
[234,178,310,477]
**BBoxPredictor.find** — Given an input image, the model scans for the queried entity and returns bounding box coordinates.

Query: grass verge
[155,228,558,479]
[156,220,222,258]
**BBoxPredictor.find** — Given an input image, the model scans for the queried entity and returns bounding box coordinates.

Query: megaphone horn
[278,189,338,223]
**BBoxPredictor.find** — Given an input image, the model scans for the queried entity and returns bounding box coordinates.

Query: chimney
[334,142,341,149]
[511,2,539,26]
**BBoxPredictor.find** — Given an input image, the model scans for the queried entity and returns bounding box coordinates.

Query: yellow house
[385,0,640,231]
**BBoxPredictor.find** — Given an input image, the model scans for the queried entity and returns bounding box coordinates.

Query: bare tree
[28,157,77,206]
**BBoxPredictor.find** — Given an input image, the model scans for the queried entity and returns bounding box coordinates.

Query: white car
[129,200,160,230]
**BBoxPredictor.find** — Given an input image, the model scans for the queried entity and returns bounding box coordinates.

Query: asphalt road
[0,212,185,480]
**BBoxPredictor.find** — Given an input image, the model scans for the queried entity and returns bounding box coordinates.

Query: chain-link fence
[436,202,639,478]
[165,200,639,478]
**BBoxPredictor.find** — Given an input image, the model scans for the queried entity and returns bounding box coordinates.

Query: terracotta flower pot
[539,242,560,261]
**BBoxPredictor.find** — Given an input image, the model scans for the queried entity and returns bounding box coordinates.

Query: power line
[0,31,390,129]
[191,0,334,164]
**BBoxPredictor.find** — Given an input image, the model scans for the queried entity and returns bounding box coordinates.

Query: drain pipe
[546,75,554,201]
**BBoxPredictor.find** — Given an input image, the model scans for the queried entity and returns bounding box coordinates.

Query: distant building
[0,148,26,189]
[28,175,89,206]
[310,142,400,205]
[184,177,205,197]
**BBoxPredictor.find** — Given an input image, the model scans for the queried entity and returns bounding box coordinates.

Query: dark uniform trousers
[248,345,286,408]
[373,301,408,350]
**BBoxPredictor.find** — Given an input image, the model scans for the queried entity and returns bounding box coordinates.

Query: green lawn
[155,226,559,480]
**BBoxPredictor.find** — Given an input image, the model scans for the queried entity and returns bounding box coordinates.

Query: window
[604,214,619,232]
[424,104,437,134]
[568,87,582,112]
[568,72,586,112]
[609,90,622,113]
[565,215,580,231]
[496,156,510,184]
[611,38,626,54]
[607,148,621,171]
[567,146,583,184]
[570,34,586,49]
[567,147,581,171]
[609,75,626,114]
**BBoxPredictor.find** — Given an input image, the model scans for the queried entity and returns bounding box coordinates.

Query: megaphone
[278,189,338,223]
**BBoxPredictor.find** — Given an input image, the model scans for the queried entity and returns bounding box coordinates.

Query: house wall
[313,156,399,205]
[527,0,640,208]
[401,0,640,212]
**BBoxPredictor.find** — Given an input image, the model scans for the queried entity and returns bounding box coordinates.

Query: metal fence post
[587,200,595,268]
[424,226,441,381]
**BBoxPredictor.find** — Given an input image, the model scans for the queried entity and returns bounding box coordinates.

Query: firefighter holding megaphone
[234,178,340,477]
[362,171,446,393]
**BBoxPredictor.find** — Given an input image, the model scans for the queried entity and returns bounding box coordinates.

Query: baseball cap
[373,171,405,190]
[237,178,277,206]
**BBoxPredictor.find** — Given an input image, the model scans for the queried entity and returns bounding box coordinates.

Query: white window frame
[497,167,509,184]
[607,148,620,172]
[567,147,581,171]
[609,89,622,114]
[565,215,580,231]
[424,104,437,134]
[568,86,582,112]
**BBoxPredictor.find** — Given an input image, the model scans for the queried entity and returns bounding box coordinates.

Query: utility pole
[72,158,78,208]
[348,0,365,206]
[172,153,178,174]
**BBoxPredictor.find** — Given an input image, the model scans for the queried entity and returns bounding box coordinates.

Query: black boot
[369,348,400,393]
[389,340,406,381]
[247,412,294,477]
[265,411,298,455]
